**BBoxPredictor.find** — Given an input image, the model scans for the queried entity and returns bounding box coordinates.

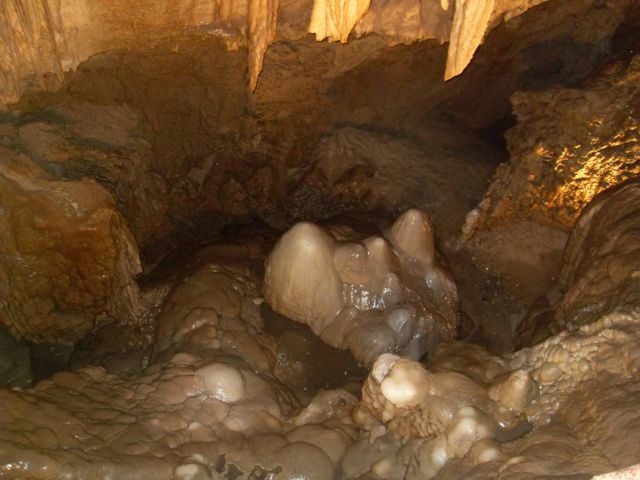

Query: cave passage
[1,1,640,479]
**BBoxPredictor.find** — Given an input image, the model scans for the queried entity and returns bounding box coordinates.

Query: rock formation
[0,180,638,478]
[264,209,459,365]
[0,1,638,478]
[0,243,359,479]
[347,180,640,478]
[5,0,627,106]
[466,54,640,235]
[0,147,141,344]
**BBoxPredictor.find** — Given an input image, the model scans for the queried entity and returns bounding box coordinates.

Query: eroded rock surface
[1,0,632,275]
[0,180,639,478]
[0,246,359,479]
[468,54,640,235]
[289,126,496,240]
[0,148,141,344]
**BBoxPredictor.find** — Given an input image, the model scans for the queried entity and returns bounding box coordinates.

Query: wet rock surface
[0,181,638,478]
[345,181,640,478]
[0,246,359,479]
[264,209,460,366]
[0,1,639,478]
[0,147,142,344]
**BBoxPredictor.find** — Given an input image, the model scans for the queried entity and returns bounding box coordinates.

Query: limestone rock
[555,179,640,330]
[289,126,495,240]
[355,180,640,477]
[0,148,142,343]
[264,209,460,366]
[467,54,640,235]
[509,180,640,424]
[0,250,357,479]
[0,0,606,106]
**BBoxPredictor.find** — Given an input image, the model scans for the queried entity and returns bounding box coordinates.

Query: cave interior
[1,0,640,479]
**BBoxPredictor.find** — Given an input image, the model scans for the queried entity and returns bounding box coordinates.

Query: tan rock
[467,55,640,235]
[0,0,587,106]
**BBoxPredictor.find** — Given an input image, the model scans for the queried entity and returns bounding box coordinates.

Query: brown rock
[468,54,640,234]
[0,147,142,343]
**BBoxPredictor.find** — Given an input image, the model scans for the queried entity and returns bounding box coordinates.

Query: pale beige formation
[0,181,638,478]
[355,351,532,478]
[0,248,359,479]
[0,147,141,344]
[264,209,459,365]
[309,0,372,42]
[248,0,280,91]
[388,209,436,265]
[349,181,640,478]
[444,0,495,80]
[445,0,559,79]
[0,0,250,102]
[154,261,278,373]
[0,0,568,105]
[467,54,640,235]
[353,0,451,45]
[0,1,637,479]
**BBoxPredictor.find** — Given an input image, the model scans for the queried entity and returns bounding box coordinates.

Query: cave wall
[0,146,141,343]
[8,0,635,248]
[1,0,639,345]
[468,52,640,234]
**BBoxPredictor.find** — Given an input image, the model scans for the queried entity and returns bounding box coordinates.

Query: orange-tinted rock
[467,54,640,234]
[4,0,621,106]
[0,147,142,343]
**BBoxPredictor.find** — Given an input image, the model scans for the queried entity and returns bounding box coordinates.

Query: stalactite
[444,0,495,80]
[247,0,279,91]
[308,0,371,43]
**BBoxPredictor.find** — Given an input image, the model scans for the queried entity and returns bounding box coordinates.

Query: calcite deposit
[4,0,623,106]
[0,180,638,479]
[0,246,359,479]
[264,209,460,366]
[0,1,639,479]
[349,181,640,479]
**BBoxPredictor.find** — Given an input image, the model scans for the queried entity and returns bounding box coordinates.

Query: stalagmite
[264,209,460,366]
[263,222,344,336]
[0,2,638,479]
[388,208,436,266]
[349,181,640,477]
